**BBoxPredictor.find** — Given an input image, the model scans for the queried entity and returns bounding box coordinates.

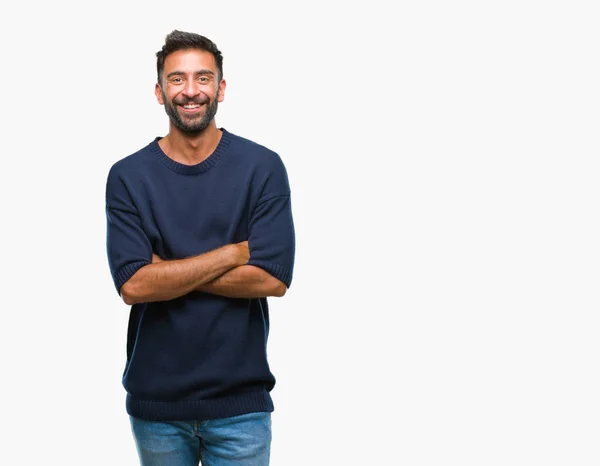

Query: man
[105,30,295,466]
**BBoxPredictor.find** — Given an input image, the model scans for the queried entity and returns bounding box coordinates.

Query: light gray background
[1,1,598,464]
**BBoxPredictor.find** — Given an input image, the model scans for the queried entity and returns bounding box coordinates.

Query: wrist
[224,244,245,267]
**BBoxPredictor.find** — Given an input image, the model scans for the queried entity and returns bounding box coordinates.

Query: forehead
[163,49,217,74]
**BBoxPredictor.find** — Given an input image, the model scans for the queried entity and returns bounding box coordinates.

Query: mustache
[173,96,210,106]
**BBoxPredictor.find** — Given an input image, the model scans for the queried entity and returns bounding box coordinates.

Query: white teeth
[183,104,201,109]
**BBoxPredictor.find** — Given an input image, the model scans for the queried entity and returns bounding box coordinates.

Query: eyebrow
[166,69,215,79]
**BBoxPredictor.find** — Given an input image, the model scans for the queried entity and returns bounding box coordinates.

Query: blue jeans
[130,412,271,466]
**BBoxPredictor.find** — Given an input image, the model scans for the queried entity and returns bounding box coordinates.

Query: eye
[199,76,210,83]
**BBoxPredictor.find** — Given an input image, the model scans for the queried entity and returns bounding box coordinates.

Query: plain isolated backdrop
[1,1,599,465]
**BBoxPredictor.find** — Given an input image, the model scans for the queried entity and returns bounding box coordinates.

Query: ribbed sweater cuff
[247,260,293,288]
[114,260,150,292]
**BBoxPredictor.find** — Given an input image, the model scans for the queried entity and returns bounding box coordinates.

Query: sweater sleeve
[247,155,295,288]
[105,165,152,294]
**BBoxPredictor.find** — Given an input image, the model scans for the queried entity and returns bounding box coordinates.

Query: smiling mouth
[180,103,204,111]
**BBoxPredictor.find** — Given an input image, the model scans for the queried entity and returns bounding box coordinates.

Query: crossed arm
[120,241,287,305]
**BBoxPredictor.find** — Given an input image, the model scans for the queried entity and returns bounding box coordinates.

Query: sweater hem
[126,389,274,421]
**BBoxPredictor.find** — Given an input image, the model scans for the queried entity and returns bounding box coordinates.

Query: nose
[182,79,200,98]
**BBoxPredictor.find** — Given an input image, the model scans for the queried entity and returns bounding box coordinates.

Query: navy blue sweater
[105,129,295,421]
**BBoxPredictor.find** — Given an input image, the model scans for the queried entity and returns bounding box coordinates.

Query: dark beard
[162,90,219,134]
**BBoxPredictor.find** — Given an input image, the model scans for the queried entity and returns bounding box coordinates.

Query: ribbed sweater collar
[149,128,231,175]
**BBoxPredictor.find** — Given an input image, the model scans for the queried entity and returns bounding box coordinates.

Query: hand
[234,241,250,265]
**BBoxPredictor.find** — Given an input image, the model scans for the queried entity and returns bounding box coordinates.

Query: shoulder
[224,130,292,198]
[225,129,286,170]
[107,138,159,182]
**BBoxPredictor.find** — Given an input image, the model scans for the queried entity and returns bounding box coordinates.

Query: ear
[155,83,164,105]
[217,79,226,103]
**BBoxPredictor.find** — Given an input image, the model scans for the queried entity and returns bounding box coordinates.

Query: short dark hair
[156,30,223,84]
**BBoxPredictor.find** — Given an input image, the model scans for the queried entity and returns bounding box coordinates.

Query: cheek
[166,92,179,105]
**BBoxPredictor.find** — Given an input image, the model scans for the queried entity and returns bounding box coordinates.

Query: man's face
[155,49,226,134]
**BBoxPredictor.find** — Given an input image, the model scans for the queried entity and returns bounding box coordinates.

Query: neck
[159,121,222,165]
